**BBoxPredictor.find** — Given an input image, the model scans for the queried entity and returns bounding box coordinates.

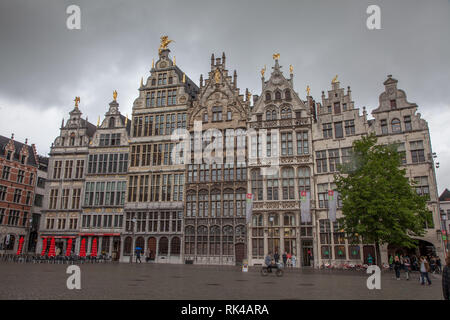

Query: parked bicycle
[261,262,283,277]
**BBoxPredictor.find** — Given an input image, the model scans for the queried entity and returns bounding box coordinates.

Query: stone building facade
[184,53,249,265]
[80,97,130,261]
[247,58,315,267]
[0,135,39,254]
[38,103,96,255]
[124,48,198,263]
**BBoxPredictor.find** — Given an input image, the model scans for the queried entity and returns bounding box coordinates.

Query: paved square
[0,262,444,300]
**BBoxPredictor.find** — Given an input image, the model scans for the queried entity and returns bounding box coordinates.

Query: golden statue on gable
[273,53,280,60]
[113,90,118,101]
[214,69,221,83]
[332,75,338,83]
[261,65,266,77]
[74,96,80,108]
[159,36,174,54]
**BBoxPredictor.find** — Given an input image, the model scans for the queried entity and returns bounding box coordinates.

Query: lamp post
[130,217,136,264]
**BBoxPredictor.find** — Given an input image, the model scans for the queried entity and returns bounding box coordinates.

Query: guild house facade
[39,37,443,267]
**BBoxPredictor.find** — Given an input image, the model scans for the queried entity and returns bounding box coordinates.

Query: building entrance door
[112,237,121,261]
[148,237,157,260]
[301,240,313,267]
[235,243,245,265]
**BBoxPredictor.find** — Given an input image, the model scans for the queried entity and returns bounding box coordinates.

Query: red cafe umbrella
[91,238,98,257]
[65,238,73,256]
[16,236,24,255]
[79,238,86,257]
[48,237,56,257]
[41,238,48,256]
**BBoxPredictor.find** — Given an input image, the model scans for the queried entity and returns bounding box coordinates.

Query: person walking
[403,255,410,280]
[389,254,394,270]
[287,252,292,268]
[291,254,297,268]
[136,248,142,263]
[394,256,401,280]
[282,252,287,267]
[442,256,450,300]
[436,256,442,274]
[419,256,432,286]
[367,254,373,266]
[274,251,280,264]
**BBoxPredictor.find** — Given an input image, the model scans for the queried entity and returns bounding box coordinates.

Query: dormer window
[275,91,282,100]
[391,118,401,133]
[285,90,291,100]
[334,102,341,114]
[6,151,12,160]
[390,99,397,109]
[265,92,271,101]
[151,79,156,86]
[20,155,26,164]
[212,106,222,122]
[203,112,208,123]
[109,117,115,128]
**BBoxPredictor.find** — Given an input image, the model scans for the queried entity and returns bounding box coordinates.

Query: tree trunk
[375,241,382,267]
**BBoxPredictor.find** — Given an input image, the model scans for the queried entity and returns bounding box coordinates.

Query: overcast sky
[0,0,449,193]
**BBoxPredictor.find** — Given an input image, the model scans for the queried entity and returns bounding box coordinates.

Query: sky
[0,0,449,193]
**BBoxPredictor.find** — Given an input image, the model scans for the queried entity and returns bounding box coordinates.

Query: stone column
[99,236,103,255]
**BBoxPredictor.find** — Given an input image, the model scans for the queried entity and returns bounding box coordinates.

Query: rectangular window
[334,102,341,114]
[49,189,58,209]
[75,160,84,179]
[53,161,62,179]
[72,188,81,209]
[323,123,332,139]
[296,131,309,155]
[0,186,7,201]
[64,160,73,179]
[410,140,425,163]
[281,132,293,156]
[328,149,340,172]
[61,188,69,209]
[344,120,355,135]
[2,166,11,180]
[404,116,412,131]
[414,176,430,199]
[381,119,388,135]
[341,147,352,164]
[396,143,407,165]
[13,188,22,203]
[17,170,25,183]
[316,151,328,173]
[318,184,329,208]
[334,122,343,138]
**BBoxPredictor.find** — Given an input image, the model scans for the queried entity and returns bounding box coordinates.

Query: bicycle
[261,263,284,277]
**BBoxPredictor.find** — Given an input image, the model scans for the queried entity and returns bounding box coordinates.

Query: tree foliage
[334,134,431,254]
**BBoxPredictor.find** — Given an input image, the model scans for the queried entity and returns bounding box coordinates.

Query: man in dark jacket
[274,251,280,264]
[442,257,450,300]
[282,252,287,267]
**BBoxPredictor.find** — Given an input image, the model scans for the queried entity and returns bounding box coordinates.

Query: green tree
[334,134,431,266]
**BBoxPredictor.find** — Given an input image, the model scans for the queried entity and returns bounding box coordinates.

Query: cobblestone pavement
[0,262,444,300]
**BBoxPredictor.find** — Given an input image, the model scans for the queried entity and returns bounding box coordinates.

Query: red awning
[16,237,24,255]
[48,237,56,257]
[79,238,86,257]
[65,238,73,256]
[91,238,98,257]
[41,238,47,256]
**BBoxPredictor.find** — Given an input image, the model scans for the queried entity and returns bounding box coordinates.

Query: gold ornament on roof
[214,69,221,83]
[113,90,117,101]
[289,65,293,74]
[159,35,174,54]
[332,75,338,83]
[306,85,310,96]
[152,59,154,69]
[97,116,100,127]
[272,53,280,60]
[173,56,176,66]
[182,73,186,83]
[74,96,80,108]
[125,114,128,126]
[261,65,266,77]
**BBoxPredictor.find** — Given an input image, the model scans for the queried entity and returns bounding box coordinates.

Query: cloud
[0,0,449,191]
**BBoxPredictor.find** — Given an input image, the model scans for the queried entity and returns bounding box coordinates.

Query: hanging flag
[246,193,253,223]
[328,190,338,222]
[300,190,311,223]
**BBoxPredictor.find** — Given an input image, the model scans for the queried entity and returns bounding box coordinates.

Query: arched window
[235,225,246,239]
[198,190,208,217]
[391,118,401,133]
[251,169,263,201]
[170,237,181,255]
[272,110,277,120]
[124,236,132,255]
[281,107,292,119]
[184,226,195,255]
[285,90,291,100]
[210,226,221,255]
[222,226,234,255]
[197,226,208,255]
[282,167,295,200]
[211,190,221,218]
[109,117,115,128]
[275,91,282,100]
[223,189,234,217]
[159,237,168,255]
[135,237,144,252]
[297,167,311,191]
[265,92,271,101]
[266,110,272,121]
